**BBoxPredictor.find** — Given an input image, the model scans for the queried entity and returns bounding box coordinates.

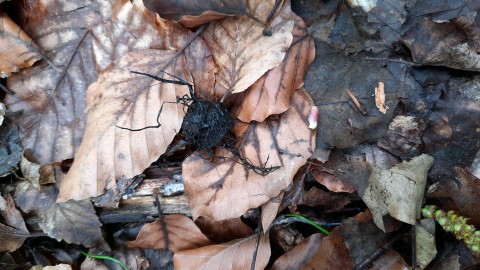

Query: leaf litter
[2,0,480,268]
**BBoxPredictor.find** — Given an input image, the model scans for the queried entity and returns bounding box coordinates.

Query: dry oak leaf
[183,89,315,221]
[229,10,315,122]
[128,214,213,252]
[174,233,270,270]
[0,12,42,77]
[4,0,200,167]
[202,0,294,101]
[58,50,190,202]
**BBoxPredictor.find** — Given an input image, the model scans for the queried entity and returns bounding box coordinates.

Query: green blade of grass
[285,213,330,235]
[81,251,129,270]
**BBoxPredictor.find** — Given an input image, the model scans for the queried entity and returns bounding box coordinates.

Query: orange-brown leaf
[202,0,295,101]
[230,13,315,122]
[182,89,315,221]
[57,50,189,201]
[0,12,41,77]
[173,233,270,270]
[128,215,213,252]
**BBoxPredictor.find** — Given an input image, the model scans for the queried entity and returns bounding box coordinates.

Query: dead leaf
[128,214,213,252]
[0,194,28,233]
[57,50,190,201]
[0,12,42,77]
[261,192,283,231]
[362,154,434,232]
[299,227,353,270]
[339,210,389,266]
[299,187,351,211]
[430,168,480,226]
[0,124,22,177]
[402,2,480,71]
[143,0,255,28]
[32,265,72,270]
[183,89,315,221]
[228,12,315,122]
[311,168,357,193]
[203,0,294,101]
[0,223,29,252]
[423,90,480,180]
[368,250,409,270]
[416,219,436,269]
[4,0,201,167]
[195,217,253,243]
[271,233,323,270]
[173,233,270,270]
[15,181,103,247]
[378,115,424,159]
[20,153,41,189]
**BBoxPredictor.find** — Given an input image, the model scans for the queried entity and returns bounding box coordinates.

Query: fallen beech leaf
[203,0,294,100]
[261,192,284,231]
[15,181,103,247]
[229,12,315,122]
[31,265,72,270]
[362,154,434,232]
[0,12,42,77]
[173,233,270,270]
[299,228,353,270]
[128,214,213,252]
[0,223,30,252]
[143,0,253,28]
[271,234,323,270]
[58,50,190,201]
[195,217,253,243]
[20,154,41,189]
[4,0,199,167]
[183,89,315,221]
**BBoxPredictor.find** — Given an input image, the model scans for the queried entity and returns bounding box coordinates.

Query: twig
[346,89,367,115]
[365,57,421,67]
[411,224,416,270]
[0,83,15,95]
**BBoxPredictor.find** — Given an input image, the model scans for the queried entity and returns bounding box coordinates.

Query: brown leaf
[173,233,270,270]
[431,168,480,226]
[300,187,351,211]
[143,0,250,28]
[14,181,103,247]
[0,12,42,77]
[4,0,199,167]
[299,228,353,270]
[195,217,253,243]
[261,192,283,231]
[271,233,323,270]
[229,13,315,122]
[311,168,357,193]
[368,250,410,270]
[0,224,29,252]
[127,214,213,252]
[56,50,191,201]
[183,89,315,221]
[0,194,28,233]
[202,0,294,101]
